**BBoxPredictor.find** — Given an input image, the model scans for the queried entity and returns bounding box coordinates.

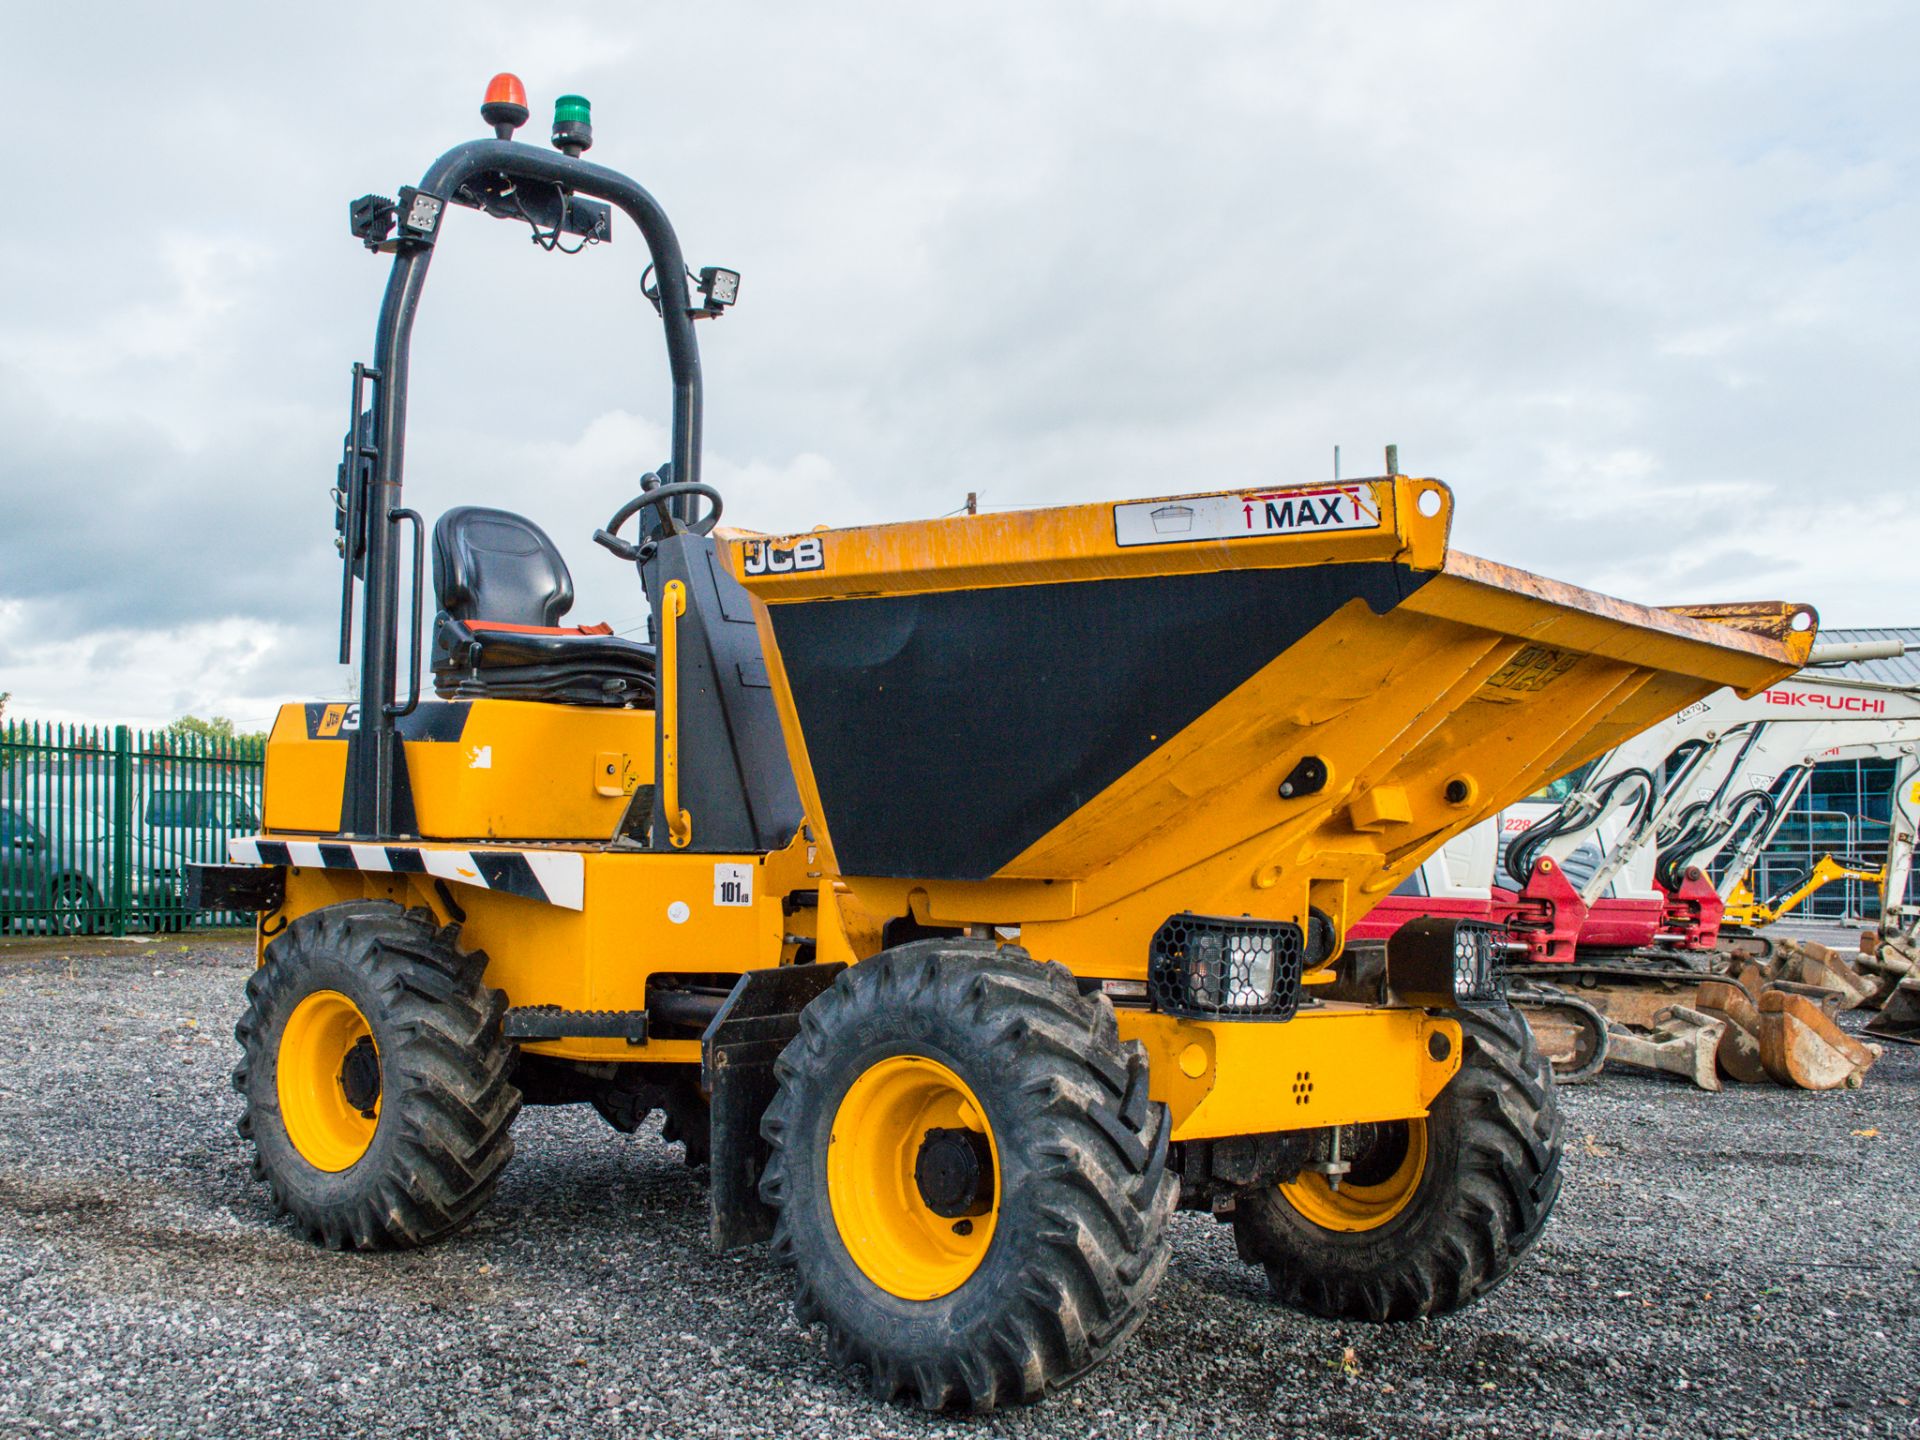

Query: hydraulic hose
[1504,767,1659,888]
[1656,788,1776,893]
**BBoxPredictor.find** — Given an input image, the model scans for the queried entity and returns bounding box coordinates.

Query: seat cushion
[430,507,654,708]
[431,612,656,708]
[464,620,616,637]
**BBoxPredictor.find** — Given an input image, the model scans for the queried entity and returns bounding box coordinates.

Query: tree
[167,714,237,740]
[164,714,268,749]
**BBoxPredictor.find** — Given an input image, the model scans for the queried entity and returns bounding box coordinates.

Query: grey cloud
[2,0,1916,726]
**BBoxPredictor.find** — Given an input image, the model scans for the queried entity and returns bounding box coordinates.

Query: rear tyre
[1232,1005,1562,1321]
[761,940,1176,1411]
[233,900,520,1249]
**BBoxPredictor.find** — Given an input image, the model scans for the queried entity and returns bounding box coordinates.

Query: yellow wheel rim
[1279,1119,1428,1233]
[827,1055,1000,1301]
[277,989,381,1172]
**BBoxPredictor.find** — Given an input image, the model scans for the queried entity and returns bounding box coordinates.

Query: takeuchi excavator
[1352,661,1919,1082]
[1713,729,1920,932]
[186,75,1816,1410]
[1356,664,1917,965]
[1498,665,1920,959]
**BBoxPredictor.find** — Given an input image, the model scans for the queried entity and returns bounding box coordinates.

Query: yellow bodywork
[272,835,815,1067]
[250,474,1812,1144]
[1115,1007,1460,1140]
[265,699,653,841]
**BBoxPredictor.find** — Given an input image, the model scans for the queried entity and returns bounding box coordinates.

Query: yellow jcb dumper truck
[191,75,1816,1411]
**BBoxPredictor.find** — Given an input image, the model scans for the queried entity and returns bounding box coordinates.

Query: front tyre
[1232,1005,1562,1321]
[760,940,1176,1411]
[233,900,520,1249]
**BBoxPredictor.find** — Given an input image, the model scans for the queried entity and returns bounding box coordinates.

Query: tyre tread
[232,900,520,1249]
[1237,1004,1562,1322]
[760,940,1176,1410]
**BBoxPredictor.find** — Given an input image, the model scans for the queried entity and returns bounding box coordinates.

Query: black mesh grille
[1451,923,1507,1007]
[1148,913,1304,1021]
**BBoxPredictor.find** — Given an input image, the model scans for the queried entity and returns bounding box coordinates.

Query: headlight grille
[1148,914,1304,1021]
[1452,922,1507,1007]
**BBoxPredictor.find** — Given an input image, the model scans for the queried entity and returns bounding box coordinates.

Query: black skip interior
[771,561,1432,880]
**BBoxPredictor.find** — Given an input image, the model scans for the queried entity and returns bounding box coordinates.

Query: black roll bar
[345,139,704,837]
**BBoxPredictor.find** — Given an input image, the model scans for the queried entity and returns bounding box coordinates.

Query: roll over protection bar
[344,139,707,837]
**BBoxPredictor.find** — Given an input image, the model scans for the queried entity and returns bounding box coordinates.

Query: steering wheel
[593,474,724,560]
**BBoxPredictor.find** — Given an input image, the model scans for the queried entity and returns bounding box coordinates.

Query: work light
[1148,913,1304,1021]
[700,267,741,309]
[1385,916,1508,1009]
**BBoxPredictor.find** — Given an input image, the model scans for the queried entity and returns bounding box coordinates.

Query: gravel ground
[0,933,1914,1440]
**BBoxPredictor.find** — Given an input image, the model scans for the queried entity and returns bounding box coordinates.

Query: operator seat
[430,506,656,707]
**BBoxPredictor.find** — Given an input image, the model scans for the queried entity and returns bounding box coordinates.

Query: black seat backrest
[433,507,575,627]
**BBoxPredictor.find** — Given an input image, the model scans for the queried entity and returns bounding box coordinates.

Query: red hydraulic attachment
[1350,856,1587,960]
[1571,895,1665,951]
[1489,856,1587,963]
[1654,866,1726,952]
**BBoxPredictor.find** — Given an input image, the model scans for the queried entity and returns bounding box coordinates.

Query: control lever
[592,526,644,562]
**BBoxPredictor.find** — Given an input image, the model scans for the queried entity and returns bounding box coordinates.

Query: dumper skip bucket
[730,476,1813,976]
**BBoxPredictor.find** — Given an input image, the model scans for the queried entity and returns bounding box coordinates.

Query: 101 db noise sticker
[714,863,754,907]
[1112,485,1381,547]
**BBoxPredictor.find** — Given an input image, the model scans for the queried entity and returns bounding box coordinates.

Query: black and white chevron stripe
[227,837,585,911]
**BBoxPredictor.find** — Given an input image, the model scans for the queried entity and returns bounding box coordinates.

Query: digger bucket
[731,476,1814,971]
[1864,974,1920,1045]
[1695,977,1768,1085]
[1773,940,1879,1010]
[1758,984,1881,1089]
[1857,937,1917,1015]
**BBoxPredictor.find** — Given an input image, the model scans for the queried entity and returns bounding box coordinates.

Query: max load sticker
[1113,485,1382,547]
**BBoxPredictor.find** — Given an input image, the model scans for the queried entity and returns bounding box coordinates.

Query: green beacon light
[552,94,593,157]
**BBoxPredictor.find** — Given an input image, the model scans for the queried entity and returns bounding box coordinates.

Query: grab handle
[385,507,426,717]
[659,580,692,847]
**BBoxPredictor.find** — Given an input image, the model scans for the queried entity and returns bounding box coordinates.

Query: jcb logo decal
[742,537,825,576]
[317,703,361,738]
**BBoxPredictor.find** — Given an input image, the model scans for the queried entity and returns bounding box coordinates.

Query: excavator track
[1509,984,1610,1084]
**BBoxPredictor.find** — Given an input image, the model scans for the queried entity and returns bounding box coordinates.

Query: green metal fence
[0,721,265,936]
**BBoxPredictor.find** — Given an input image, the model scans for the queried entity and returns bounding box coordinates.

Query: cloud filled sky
[1,0,1914,728]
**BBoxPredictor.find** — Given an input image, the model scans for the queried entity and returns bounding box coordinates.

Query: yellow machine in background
[194,77,1816,1412]
[1724,855,1886,929]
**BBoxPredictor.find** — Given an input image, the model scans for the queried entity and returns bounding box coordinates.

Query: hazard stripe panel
[227,837,585,911]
